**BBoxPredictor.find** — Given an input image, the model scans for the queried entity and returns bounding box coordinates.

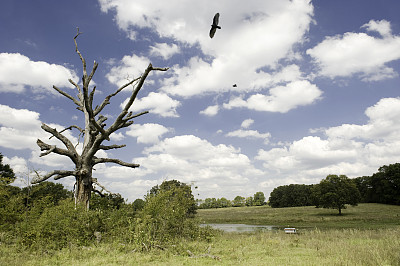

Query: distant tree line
[268,163,400,212]
[197,191,266,209]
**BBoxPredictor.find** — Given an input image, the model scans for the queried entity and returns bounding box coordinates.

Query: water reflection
[202,223,278,233]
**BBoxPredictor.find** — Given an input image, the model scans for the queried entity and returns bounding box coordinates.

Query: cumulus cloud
[241,119,254,129]
[126,123,170,144]
[256,97,400,184]
[100,0,315,103]
[362,19,392,37]
[226,129,271,144]
[223,80,322,113]
[200,105,219,116]
[121,92,180,117]
[307,20,400,81]
[149,43,180,60]
[129,134,265,199]
[0,104,78,168]
[0,53,78,93]
[106,54,151,87]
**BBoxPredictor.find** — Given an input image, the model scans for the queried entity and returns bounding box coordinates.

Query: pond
[202,223,279,233]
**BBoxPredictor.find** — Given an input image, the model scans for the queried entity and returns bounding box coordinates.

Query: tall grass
[1,228,399,265]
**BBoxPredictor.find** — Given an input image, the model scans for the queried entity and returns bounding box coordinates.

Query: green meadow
[1,203,400,265]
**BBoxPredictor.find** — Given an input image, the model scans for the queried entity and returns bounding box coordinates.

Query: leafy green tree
[217,197,231,208]
[268,184,314,208]
[90,192,124,210]
[253,192,266,206]
[0,153,16,185]
[232,196,245,207]
[370,163,400,205]
[312,175,361,215]
[138,185,201,248]
[245,196,254,206]
[148,179,197,216]
[132,198,145,211]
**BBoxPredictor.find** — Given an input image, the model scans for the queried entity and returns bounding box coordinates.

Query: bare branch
[53,85,82,109]
[93,157,140,168]
[74,28,86,77]
[49,125,84,140]
[37,139,76,161]
[94,77,141,116]
[31,170,77,184]
[40,123,78,157]
[68,78,83,99]
[99,144,126,150]
[107,64,167,136]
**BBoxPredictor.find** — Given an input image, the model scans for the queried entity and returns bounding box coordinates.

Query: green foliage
[313,175,361,215]
[18,199,105,249]
[269,184,314,208]
[0,153,16,185]
[90,192,124,210]
[245,196,253,206]
[355,163,400,205]
[149,179,197,216]
[134,186,208,249]
[232,196,245,207]
[253,192,266,206]
[132,198,145,211]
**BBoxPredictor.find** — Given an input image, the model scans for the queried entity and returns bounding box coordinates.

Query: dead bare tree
[32,29,168,209]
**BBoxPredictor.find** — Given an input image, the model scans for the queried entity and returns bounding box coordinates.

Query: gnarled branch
[41,123,78,156]
[94,77,141,116]
[52,85,82,109]
[32,170,77,184]
[92,157,140,168]
[37,139,77,163]
[98,144,126,150]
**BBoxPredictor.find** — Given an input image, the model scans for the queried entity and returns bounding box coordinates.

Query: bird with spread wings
[209,13,221,38]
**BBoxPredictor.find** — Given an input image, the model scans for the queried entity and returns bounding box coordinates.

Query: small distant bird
[233,84,237,87]
[209,13,221,38]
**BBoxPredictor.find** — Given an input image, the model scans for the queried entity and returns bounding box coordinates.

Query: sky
[1,0,400,202]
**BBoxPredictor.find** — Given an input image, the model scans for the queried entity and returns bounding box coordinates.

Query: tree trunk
[75,170,92,210]
[338,207,342,215]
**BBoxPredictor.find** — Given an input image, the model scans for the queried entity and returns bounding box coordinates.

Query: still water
[202,224,279,233]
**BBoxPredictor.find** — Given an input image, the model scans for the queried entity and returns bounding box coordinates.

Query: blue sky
[1,0,400,201]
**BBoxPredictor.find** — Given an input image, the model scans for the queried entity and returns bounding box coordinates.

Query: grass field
[1,203,400,265]
[196,203,400,229]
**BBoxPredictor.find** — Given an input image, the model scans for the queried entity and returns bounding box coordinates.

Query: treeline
[268,163,400,208]
[197,192,266,209]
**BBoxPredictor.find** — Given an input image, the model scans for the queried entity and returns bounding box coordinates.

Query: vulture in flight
[209,13,221,38]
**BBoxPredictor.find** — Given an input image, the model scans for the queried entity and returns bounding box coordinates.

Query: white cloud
[256,97,400,184]
[223,80,322,113]
[0,105,79,168]
[241,119,254,129]
[307,20,400,81]
[149,43,180,60]
[131,134,265,199]
[226,129,271,144]
[0,53,78,93]
[121,92,180,117]
[106,54,151,87]
[100,0,314,99]
[200,105,219,116]
[362,19,391,37]
[126,123,170,144]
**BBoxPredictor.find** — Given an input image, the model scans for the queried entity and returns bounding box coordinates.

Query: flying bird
[209,13,221,38]
[233,84,237,87]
